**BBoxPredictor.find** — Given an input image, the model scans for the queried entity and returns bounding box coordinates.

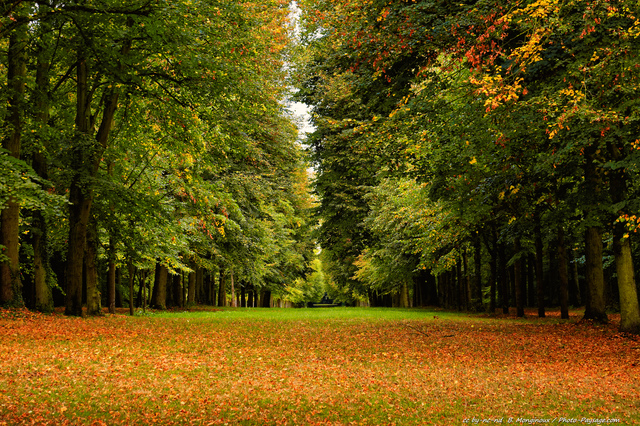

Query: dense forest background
[1,0,317,315]
[2,0,640,334]
[293,0,640,333]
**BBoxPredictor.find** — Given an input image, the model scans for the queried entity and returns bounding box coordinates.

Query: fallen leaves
[0,308,638,425]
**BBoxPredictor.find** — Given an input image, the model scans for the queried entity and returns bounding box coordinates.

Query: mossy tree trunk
[85,217,102,316]
[0,17,27,307]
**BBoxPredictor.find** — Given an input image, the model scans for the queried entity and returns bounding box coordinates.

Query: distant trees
[1,0,315,314]
[296,0,640,333]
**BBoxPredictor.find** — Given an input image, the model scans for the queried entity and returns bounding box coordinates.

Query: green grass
[1,307,638,425]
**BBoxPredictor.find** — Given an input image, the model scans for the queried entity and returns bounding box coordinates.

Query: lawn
[1,307,638,425]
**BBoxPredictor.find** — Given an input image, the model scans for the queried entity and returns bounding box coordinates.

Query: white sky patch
[286,1,315,140]
[288,101,314,138]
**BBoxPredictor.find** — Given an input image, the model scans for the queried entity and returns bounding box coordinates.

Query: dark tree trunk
[128,262,135,316]
[107,249,116,314]
[582,144,608,323]
[462,250,470,311]
[196,266,204,304]
[557,228,570,319]
[535,215,545,317]
[473,235,483,311]
[569,248,581,306]
[427,270,438,306]
[64,32,130,316]
[499,242,509,314]
[527,253,536,308]
[514,239,524,317]
[260,289,271,307]
[583,226,608,323]
[188,267,196,306]
[489,246,497,314]
[218,270,226,307]
[240,284,246,307]
[230,269,236,307]
[209,273,216,306]
[151,263,168,310]
[488,227,497,313]
[115,267,123,308]
[173,273,183,308]
[247,284,254,308]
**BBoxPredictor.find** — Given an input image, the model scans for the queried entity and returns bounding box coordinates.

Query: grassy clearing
[1,307,638,425]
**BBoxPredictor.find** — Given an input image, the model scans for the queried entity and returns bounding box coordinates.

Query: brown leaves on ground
[0,307,638,425]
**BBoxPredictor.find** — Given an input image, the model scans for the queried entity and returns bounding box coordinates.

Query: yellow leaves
[505,0,559,23]
[508,27,549,65]
[470,74,525,112]
[469,157,477,165]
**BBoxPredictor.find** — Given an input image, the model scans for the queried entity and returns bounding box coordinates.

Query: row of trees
[1,0,316,315]
[295,0,640,333]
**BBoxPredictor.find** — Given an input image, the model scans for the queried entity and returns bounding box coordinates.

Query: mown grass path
[1,307,638,425]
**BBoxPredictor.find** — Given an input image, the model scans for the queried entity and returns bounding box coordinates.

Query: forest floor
[0,306,638,425]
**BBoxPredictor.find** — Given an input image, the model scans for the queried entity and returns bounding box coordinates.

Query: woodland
[2,0,640,424]
[2,1,640,328]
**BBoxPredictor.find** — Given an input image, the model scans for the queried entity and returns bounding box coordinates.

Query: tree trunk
[608,142,640,334]
[151,263,168,310]
[31,43,53,313]
[260,289,272,307]
[196,266,204,304]
[583,226,608,323]
[569,248,581,306]
[514,239,524,317]
[230,269,236,307]
[115,267,123,308]
[85,218,102,316]
[173,273,183,308]
[182,271,187,305]
[557,227,570,319]
[140,270,147,313]
[472,235,482,311]
[527,253,535,308]
[613,225,640,334]
[247,285,254,308]
[107,252,116,314]
[128,262,135,316]
[535,214,545,317]
[187,268,196,306]
[462,249,470,311]
[399,282,409,308]
[498,242,509,314]
[218,270,226,307]
[0,19,27,307]
[65,32,129,316]
[32,211,52,312]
